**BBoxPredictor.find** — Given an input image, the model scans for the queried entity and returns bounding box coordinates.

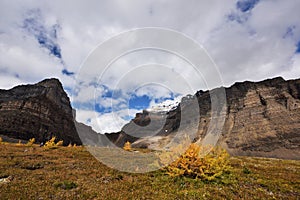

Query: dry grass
[0,143,299,200]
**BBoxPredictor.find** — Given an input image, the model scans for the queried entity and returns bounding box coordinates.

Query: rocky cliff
[0,78,82,145]
[1,77,299,159]
[109,77,300,160]
[220,77,300,159]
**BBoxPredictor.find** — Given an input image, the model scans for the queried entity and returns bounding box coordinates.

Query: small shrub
[116,174,124,180]
[0,137,2,144]
[123,141,131,151]
[56,140,63,146]
[243,167,251,174]
[21,162,44,170]
[16,140,23,146]
[68,143,72,147]
[44,137,57,149]
[26,138,35,147]
[44,137,64,149]
[160,143,231,181]
[54,180,77,190]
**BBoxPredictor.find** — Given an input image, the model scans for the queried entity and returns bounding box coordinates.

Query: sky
[0,0,300,133]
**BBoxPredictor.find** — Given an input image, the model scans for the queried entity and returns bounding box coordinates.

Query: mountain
[0,78,82,145]
[0,77,299,160]
[108,77,300,160]
[220,77,300,159]
[147,96,182,113]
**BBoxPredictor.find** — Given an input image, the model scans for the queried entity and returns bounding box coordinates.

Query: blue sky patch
[23,9,62,59]
[62,69,75,76]
[99,85,123,99]
[227,13,249,24]
[296,41,300,53]
[283,26,296,38]
[95,103,112,113]
[63,87,73,96]
[154,93,176,104]
[129,94,151,110]
[72,101,94,111]
[49,45,61,58]
[237,0,260,12]
[102,88,113,98]
[122,115,134,121]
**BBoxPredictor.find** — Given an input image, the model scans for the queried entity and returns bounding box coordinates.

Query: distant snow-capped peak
[147,96,182,112]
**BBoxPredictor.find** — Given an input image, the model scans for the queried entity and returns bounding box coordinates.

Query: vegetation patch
[123,141,132,151]
[0,142,299,199]
[54,180,77,190]
[43,137,64,149]
[21,162,44,170]
[159,143,231,181]
[26,138,35,147]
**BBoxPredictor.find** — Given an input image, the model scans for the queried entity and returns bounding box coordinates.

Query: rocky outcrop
[75,120,112,147]
[1,77,299,159]
[220,77,300,159]
[108,77,300,160]
[0,78,81,145]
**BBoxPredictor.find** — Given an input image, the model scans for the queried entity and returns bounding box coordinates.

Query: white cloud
[76,108,140,133]
[73,85,101,103]
[0,74,23,89]
[282,54,300,79]
[203,0,300,86]
[1,0,300,133]
[0,33,63,79]
[97,49,207,96]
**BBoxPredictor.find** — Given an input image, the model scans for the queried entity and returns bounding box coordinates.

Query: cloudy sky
[1,0,300,133]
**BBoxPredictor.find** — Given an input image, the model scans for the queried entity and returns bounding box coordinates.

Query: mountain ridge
[107,76,300,160]
[0,78,82,145]
[0,77,299,160]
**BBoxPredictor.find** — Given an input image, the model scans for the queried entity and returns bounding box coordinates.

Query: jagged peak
[231,76,286,88]
[37,78,63,89]
[0,78,82,145]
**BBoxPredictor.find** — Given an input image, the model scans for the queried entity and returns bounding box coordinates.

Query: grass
[0,143,299,199]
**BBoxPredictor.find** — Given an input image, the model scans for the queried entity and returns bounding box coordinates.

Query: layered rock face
[221,77,300,159]
[109,77,300,160]
[1,77,299,159]
[0,79,81,145]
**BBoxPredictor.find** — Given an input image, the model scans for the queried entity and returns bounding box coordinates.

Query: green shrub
[243,167,251,174]
[54,180,77,190]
